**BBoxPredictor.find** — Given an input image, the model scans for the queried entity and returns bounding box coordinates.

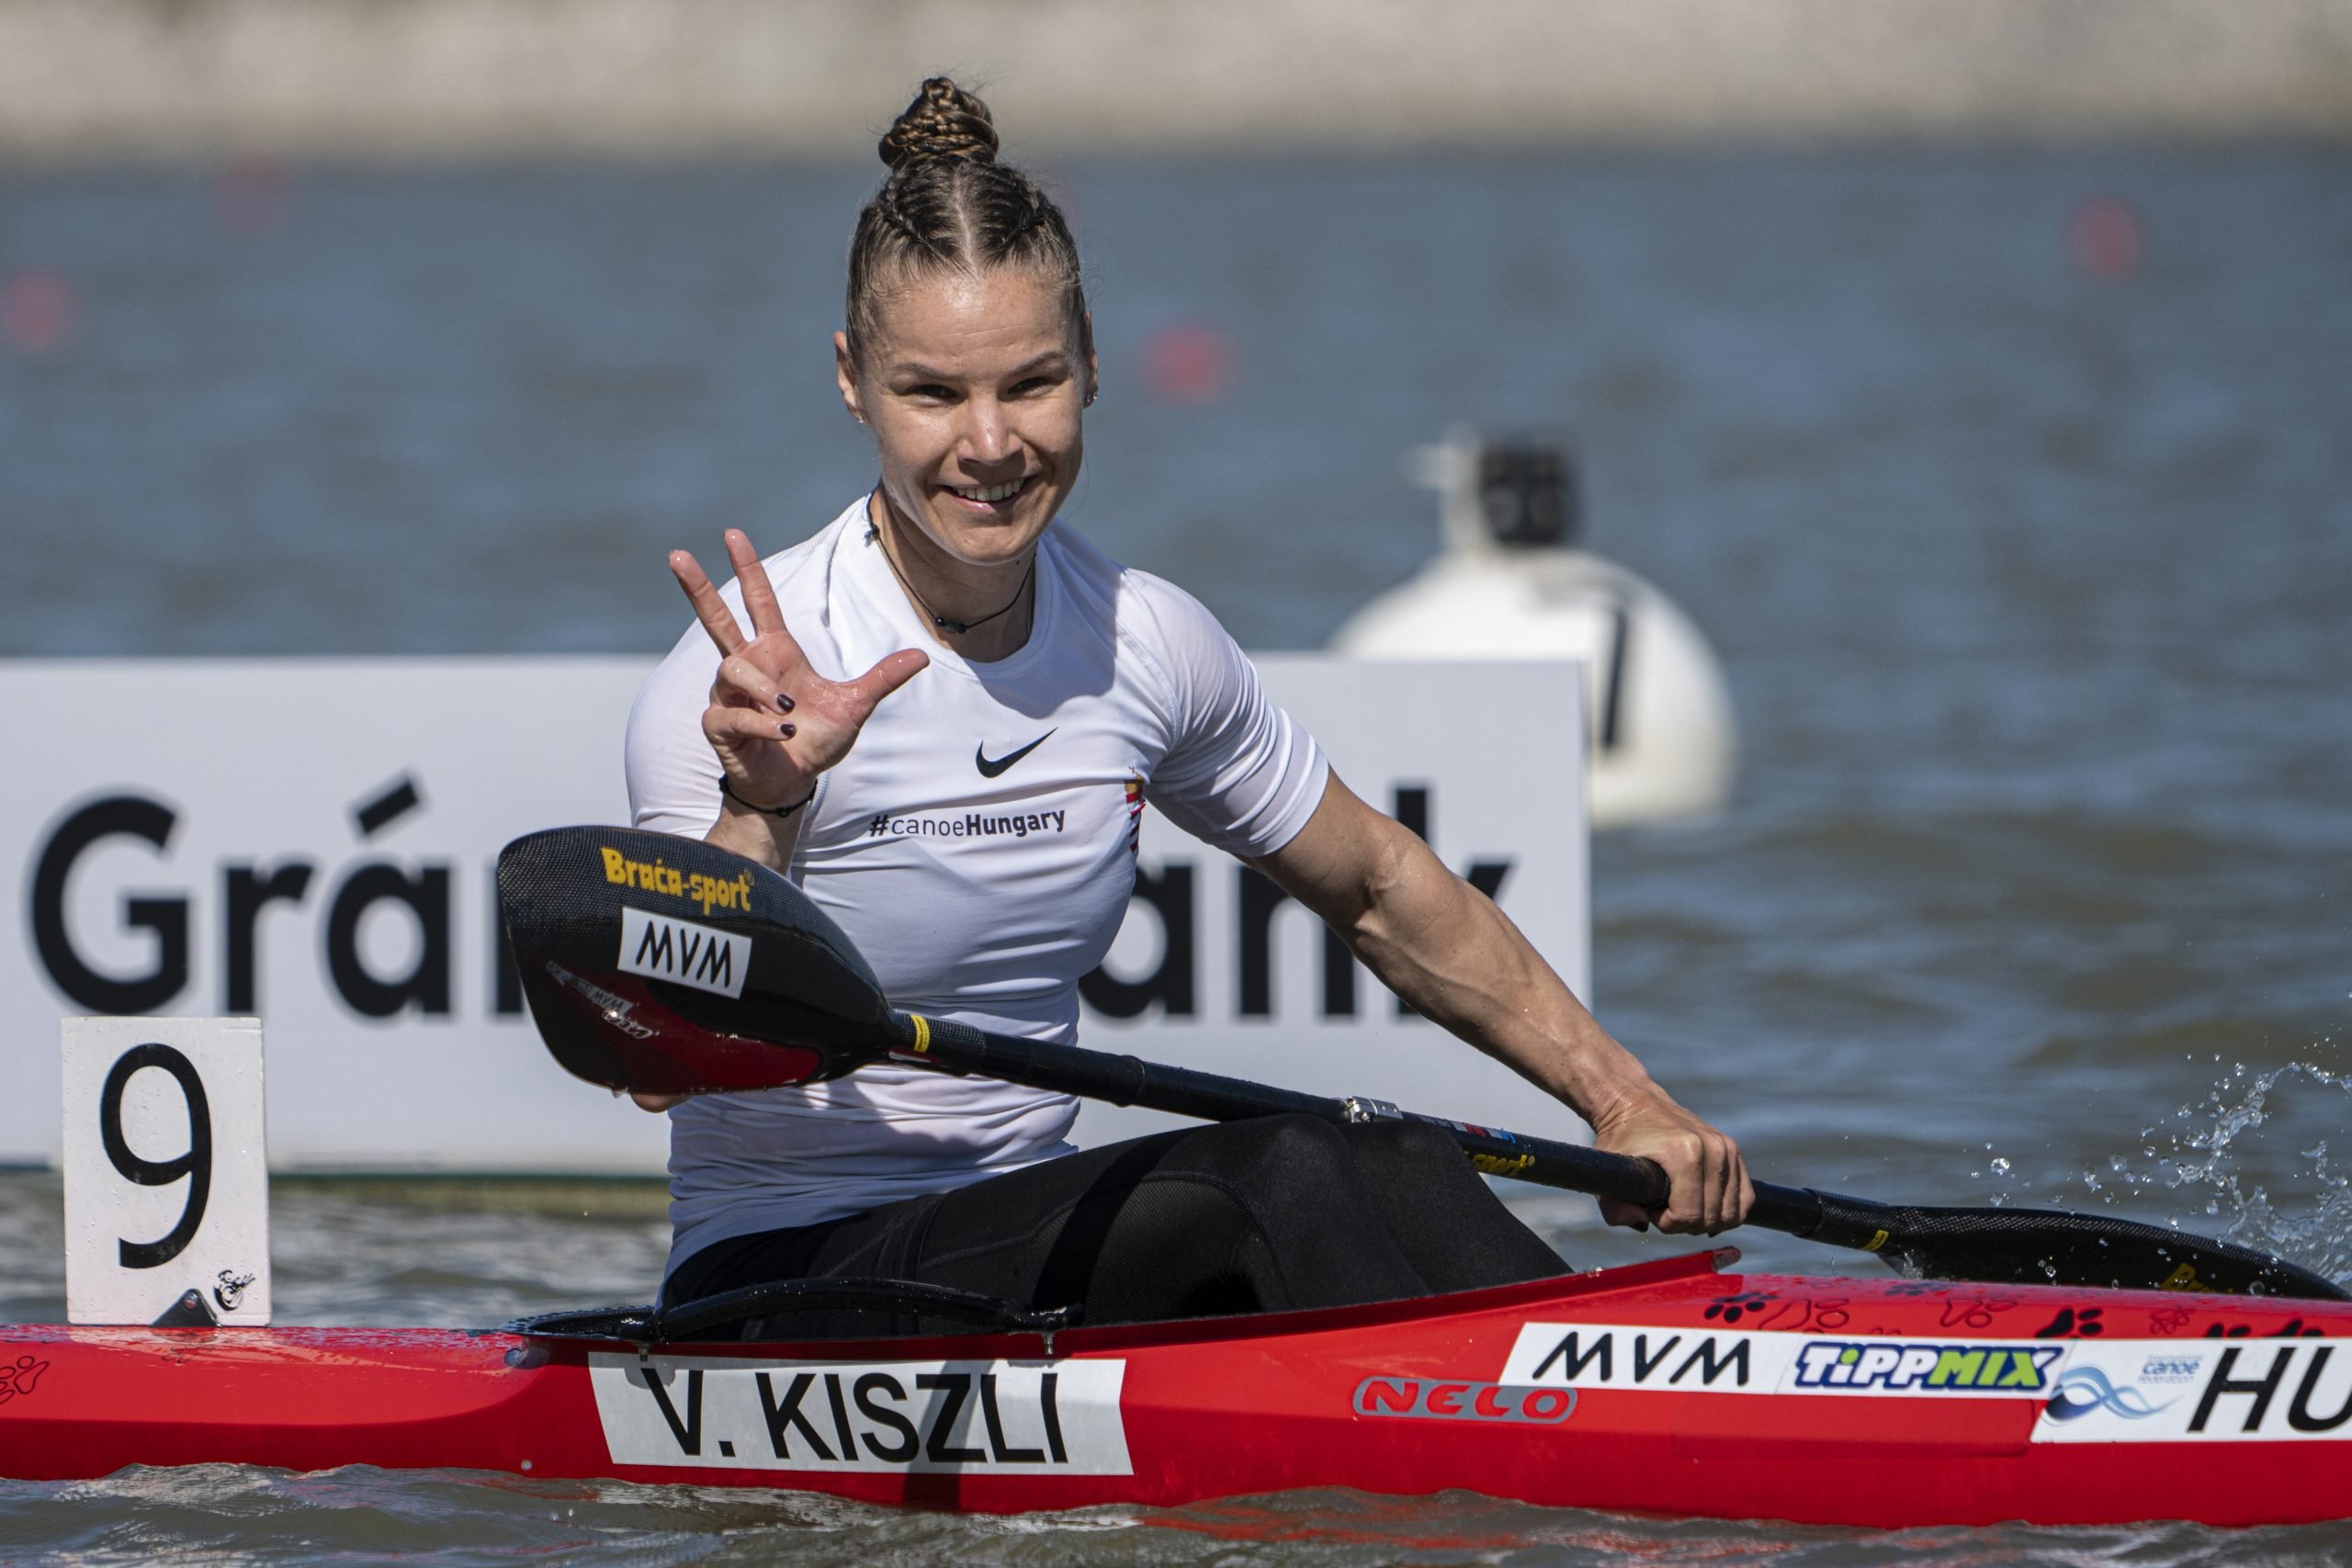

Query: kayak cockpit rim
[499,1247,1746,1359]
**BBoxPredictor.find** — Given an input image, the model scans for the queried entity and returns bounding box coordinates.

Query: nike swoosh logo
[975,728,1057,778]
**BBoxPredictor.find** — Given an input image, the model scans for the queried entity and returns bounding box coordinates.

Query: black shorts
[663,1112,1567,1337]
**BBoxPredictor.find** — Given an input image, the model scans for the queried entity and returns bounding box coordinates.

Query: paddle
[498,825,2346,1302]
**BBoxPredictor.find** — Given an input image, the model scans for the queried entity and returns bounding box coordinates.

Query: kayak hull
[7,1251,2352,1528]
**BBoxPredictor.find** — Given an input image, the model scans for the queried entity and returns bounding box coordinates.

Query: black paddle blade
[496,826,896,1095]
[1809,1189,2346,1301]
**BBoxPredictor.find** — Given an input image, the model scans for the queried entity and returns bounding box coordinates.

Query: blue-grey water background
[3,149,2351,1561]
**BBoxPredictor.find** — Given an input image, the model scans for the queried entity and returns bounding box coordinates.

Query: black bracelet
[719,774,816,819]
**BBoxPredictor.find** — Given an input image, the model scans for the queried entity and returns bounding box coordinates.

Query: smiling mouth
[946,477,1032,505]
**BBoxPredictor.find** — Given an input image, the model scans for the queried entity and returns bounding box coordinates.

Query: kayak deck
[6,1249,2352,1528]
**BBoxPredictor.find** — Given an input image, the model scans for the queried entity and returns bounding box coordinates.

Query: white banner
[0,656,1587,1172]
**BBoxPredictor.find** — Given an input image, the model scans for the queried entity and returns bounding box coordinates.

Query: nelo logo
[1352,1376,1574,1426]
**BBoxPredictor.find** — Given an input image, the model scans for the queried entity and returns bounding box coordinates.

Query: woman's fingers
[1703,1144,1727,1233]
[725,529,789,640]
[1719,1138,1741,1233]
[714,651,787,713]
[1675,1128,1750,1235]
[1725,1143,1756,1235]
[1589,1087,1749,1236]
[671,549,744,657]
[676,535,811,677]
[842,648,931,718]
[676,540,921,806]
[1596,1197,1652,1232]
[703,704,798,751]
[1658,1137,1705,1233]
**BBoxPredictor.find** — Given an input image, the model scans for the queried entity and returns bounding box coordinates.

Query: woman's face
[836,266,1091,573]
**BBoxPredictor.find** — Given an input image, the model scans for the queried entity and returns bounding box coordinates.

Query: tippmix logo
[1792,1341,2063,1393]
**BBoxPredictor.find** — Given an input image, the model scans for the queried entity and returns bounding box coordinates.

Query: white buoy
[1330,432,1737,829]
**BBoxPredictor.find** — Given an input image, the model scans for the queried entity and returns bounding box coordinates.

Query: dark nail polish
[779,722,796,739]
[775,694,795,713]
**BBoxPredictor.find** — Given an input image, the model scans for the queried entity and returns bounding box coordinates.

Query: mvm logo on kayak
[1506,1325,1760,1391]
[616,908,750,999]
[588,1355,1132,1474]
[1502,1325,2074,1399]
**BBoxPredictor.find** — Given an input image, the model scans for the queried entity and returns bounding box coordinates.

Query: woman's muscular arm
[1250,772,1752,1235]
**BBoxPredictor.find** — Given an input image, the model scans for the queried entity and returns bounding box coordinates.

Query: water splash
[2146,1059,2352,1283]
[2003,1059,2352,1286]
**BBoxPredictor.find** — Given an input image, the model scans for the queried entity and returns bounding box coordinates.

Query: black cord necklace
[867,521,1035,636]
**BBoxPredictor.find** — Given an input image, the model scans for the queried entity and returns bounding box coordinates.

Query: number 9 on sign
[62,1018,270,1325]
[98,1043,212,1269]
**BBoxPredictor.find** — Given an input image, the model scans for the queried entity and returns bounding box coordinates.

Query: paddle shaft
[500,826,2343,1296]
[875,1010,2343,1297]
[891,1010,1832,1239]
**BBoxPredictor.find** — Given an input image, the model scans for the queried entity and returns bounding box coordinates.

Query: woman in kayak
[627,77,1750,1325]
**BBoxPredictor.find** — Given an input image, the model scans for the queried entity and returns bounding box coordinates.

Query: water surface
[3,148,2349,1559]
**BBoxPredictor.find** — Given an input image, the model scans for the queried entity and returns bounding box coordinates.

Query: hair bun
[878,77,1001,171]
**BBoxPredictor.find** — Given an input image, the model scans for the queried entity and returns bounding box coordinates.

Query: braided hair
[845,78,1091,370]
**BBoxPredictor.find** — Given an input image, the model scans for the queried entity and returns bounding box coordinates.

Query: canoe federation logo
[2042,1353,2201,1424]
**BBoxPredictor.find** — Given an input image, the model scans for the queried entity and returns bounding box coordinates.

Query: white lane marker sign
[62,1016,271,1325]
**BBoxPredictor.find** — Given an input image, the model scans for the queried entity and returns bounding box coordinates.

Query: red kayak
[7,1247,2352,1528]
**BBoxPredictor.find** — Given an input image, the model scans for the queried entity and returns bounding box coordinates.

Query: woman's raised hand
[671,528,929,815]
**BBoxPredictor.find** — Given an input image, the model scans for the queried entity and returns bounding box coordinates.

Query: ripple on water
[1,144,2349,1566]
[9,1472,2352,1567]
